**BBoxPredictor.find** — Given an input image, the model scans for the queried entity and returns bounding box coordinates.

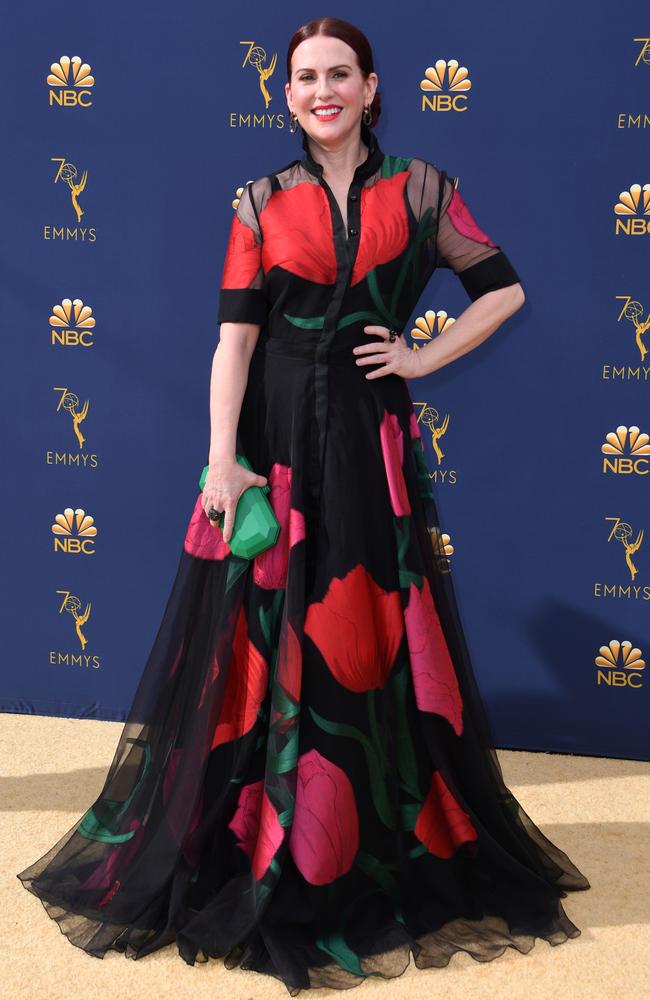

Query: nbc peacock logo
[50,298,96,347]
[52,508,97,554]
[594,639,645,689]
[409,308,457,349]
[601,425,650,475]
[614,183,650,236]
[420,60,471,113]
[47,55,94,107]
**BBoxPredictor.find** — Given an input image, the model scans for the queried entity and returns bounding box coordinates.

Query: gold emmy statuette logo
[54,387,89,449]
[241,41,277,109]
[606,516,644,581]
[420,60,471,113]
[615,296,650,364]
[50,298,96,347]
[56,589,91,651]
[633,37,650,67]
[51,157,88,223]
[614,183,650,235]
[430,526,454,574]
[594,639,645,689]
[47,55,94,107]
[52,507,97,554]
[601,425,650,475]
[410,308,457,349]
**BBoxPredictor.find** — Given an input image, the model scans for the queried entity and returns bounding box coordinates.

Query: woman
[18,17,590,995]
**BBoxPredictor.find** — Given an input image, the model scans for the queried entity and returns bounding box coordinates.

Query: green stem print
[308,706,397,832]
[393,516,423,591]
[77,738,151,844]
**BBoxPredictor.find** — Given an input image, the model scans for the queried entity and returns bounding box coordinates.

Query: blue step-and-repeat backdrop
[1,2,648,760]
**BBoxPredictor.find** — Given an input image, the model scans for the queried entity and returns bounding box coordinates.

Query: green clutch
[199,453,280,560]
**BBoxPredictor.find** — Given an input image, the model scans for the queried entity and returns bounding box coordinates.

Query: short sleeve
[217,179,268,326]
[407,158,522,302]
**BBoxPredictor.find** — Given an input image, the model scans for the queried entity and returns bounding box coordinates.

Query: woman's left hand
[352,326,423,380]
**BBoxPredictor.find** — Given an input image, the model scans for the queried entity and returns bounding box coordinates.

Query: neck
[305,129,368,181]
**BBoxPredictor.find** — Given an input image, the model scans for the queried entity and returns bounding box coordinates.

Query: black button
[349,193,358,201]
[349,227,358,236]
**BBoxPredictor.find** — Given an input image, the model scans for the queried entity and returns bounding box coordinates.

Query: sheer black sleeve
[406,158,522,302]
[217,178,268,326]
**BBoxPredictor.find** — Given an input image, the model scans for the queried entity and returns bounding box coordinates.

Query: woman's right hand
[201,457,268,545]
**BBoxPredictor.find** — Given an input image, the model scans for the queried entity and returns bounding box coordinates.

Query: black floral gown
[18,120,590,994]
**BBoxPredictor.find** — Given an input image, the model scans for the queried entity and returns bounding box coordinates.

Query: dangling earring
[363,103,372,125]
[289,111,299,133]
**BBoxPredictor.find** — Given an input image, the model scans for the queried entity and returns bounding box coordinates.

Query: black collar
[299,118,384,179]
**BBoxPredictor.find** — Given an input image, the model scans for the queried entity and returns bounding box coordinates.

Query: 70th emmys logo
[614,183,650,235]
[47,55,94,107]
[601,426,650,474]
[54,387,89,449]
[633,38,650,66]
[55,589,93,654]
[595,639,645,688]
[420,60,471,113]
[606,516,644,581]
[411,400,455,484]
[51,157,87,223]
[241,41,276,110]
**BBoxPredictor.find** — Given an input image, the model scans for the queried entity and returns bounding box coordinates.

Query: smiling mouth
[312,107,343,118]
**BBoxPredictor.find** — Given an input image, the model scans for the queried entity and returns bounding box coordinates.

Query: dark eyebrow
[294,64,353,73]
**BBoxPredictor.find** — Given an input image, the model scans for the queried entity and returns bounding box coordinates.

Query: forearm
[207,326,257,463]
[414,284,525,378]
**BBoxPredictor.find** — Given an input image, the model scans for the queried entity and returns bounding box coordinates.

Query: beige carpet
[2,713,649,1000]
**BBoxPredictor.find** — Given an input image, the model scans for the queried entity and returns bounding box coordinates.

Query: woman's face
[286,35,377,145]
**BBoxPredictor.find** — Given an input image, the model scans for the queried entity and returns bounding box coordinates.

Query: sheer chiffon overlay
[18,121,590,994]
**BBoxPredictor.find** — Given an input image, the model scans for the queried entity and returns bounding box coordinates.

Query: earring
[289,111,298,133]
[363,104,372,125]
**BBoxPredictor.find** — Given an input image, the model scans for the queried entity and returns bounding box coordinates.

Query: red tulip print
[404,577,464,736]
[221,213,264,289]
[270,621,302,732]
[380,410,411,517]
[351,173,410,287]
[414,770,478,858]
[228,779,285,880]
[447,188,497,248]
[183,493,231,561]
[304,564,403,693]
[261,185,337,285]
[253,463,306,590]
[211,604,268,749]
[289,748,359,885]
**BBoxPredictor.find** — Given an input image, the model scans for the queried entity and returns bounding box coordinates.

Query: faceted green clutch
[199,453,280,560]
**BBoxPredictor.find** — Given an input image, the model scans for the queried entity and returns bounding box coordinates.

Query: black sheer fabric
[18,121,589,994]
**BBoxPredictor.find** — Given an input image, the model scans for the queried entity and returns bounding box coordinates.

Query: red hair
[286,17,382,127]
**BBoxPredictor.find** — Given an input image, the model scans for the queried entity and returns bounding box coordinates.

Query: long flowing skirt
[17,342,590,994]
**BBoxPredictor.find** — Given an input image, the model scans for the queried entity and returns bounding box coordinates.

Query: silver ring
[388,328,400,342]
[207,506,223,522]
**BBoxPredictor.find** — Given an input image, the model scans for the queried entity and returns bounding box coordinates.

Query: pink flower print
[379,410,411,517]
[288,749,359,885]
[404,577,464,736]
[253,463,306,590]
